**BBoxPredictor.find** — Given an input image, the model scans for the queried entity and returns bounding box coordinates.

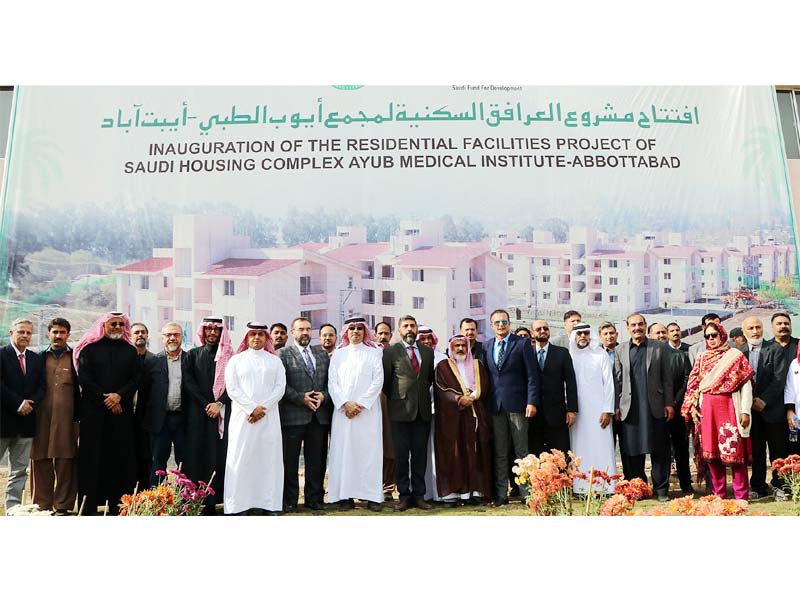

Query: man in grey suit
[279,317,332,512]
[382,314,436,511]
[613,313,675,501]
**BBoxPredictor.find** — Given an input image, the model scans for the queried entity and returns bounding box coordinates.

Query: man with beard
[223,322,286,515]
[131,322,157,490]
[279,317,331,512]
[183,316,233,515]
[568,323,616,494]
[328,316,384,511]
[374,320,396,501]
[74,312,140,514]
[318,323,338,358]
[433,335,492,505]
[529,319,578,456]
[146,322,187,486]
[382,315,436,511]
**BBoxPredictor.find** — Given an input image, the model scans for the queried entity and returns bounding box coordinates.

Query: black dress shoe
[492,498,509,508]
[305,501,325,511]
[338,499,355,511]
[657,493,669,503]
[367,501,383,512]
[468,497,486,507]
[283,504,298,513]
[414,498,435,510]
[395,499,411,512]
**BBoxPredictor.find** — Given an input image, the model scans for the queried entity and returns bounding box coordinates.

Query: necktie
[303,347,316,376]
[18,353,26,375]
[408,345,420,376]
[538,348,545,370]
[497,339,506,369]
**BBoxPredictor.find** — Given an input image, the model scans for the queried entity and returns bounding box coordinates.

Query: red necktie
[18,353,26,375]
[408,346,420,376]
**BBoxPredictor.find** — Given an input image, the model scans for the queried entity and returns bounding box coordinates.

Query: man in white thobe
[327,317,384,511]
[568,323,616,494]
[223,322,286,515]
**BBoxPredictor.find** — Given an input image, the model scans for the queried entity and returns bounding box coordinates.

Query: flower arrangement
[515,450,658,516]
[119,469,215,516]
[575,469,623,515]
[513,450,578,516]
[771,454,800,515]
[597,478,652,516]
[613,478,653,501]
[599,494,635,516]
[636,495,749,516]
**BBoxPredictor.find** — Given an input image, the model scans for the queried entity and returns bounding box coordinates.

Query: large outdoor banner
[0,86,795,349]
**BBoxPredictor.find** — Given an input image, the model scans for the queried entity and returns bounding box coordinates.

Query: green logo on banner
[332,85,364,91]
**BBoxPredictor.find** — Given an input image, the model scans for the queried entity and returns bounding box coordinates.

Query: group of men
[2,306,798,515]
[597,310,800,501]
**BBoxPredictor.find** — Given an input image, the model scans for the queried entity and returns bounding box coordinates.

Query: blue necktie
[497,339,506,369]
[538,348,545,370]
[303,347,316,376]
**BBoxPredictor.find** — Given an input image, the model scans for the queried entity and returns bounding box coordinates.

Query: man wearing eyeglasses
[73,312,141,515]
[145,322,188,487]
[613,313,674,502]
[485,309,540,506]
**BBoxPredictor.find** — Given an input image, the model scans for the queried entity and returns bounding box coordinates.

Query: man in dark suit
[665,322,694,494]
[279,317,332,512]
[146,322,187,487]
[131,322,158,490]
[613,313,675,501]
[742,315,788,499]
[484,309,540,506]
[382,314,436,511]
[529,320,577,455]
[1,318,46,511]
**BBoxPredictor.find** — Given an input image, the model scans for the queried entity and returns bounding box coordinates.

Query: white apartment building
[495,225,793,316]
[751,245,797,284]
[115,215,364,352]
[115,216,508,352]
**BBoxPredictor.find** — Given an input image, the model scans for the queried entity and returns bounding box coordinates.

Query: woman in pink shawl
[682,322,754,500]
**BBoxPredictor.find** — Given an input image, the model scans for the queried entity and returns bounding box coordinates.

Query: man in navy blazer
[1,318,46,511]
[484,309,540,505]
